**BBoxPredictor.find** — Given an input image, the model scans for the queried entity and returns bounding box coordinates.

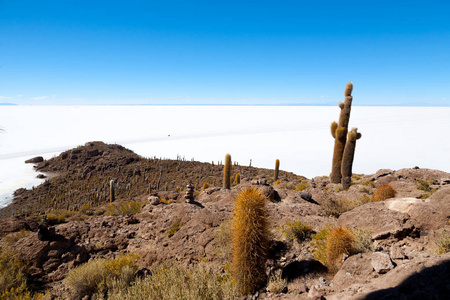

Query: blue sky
[0,0,449,105]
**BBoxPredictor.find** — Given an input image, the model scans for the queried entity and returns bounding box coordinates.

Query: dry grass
[64,253,139,300]
[281,220,313,243]
[106,201,142,216]
[0,248,28,295]
[47,209,75,224]
[352,228,375,253]
[326,227,355,273]
[436,230,450,254]
[166,221,182,238]
[3,229,31,245]
[105,263,238,300]
[267,272,287,294]
[320,197,362,218]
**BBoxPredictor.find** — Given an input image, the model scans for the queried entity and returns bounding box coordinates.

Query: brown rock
[371,252,394,274]
[25,156,44,163]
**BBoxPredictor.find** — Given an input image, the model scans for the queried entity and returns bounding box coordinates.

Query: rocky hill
[0,142,449,299]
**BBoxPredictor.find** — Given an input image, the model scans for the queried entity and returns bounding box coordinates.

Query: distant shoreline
[1,103,449,107]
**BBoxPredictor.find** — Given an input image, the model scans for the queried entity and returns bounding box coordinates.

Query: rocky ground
[1,142,449,299]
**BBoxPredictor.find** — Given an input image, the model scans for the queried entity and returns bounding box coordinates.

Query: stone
[25,156,44,163]
[148,195,160,205]
[371,252,395,274]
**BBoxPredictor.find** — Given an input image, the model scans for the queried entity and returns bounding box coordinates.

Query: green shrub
[282,220,313,243]
[106,201,142,216]
[416,179,437,199]
[64,253,139,300]
[232,187,269,295]
[105,263,237,300]
[166,221,182,238]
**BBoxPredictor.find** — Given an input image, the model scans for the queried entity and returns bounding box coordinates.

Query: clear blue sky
[0,0,449,105]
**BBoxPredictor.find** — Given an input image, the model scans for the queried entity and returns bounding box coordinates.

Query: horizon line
[1,103,449,107]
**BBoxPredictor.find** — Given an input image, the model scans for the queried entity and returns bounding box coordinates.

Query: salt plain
[1,105,450,208]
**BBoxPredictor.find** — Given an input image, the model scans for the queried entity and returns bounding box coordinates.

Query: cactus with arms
[331,82,353,183]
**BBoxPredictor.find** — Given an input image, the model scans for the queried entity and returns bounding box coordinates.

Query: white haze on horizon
[1,105,450,208]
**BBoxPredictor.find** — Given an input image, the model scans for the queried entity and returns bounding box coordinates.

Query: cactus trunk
[341,128,362,190]
[109,180,115,203]
[274,159,280,181]
[331,82,353,183]
[223,153,231,189]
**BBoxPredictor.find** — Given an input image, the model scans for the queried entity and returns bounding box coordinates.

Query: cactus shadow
[281,260,327,282]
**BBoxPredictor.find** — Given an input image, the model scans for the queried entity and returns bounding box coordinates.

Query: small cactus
[223,153,232,189]
[331,82,353,183]
[274,159,280,181]
[326,226,354,273]
[341,128,362,190]
[232,187,269,295]
[373,184,396,202]
[235,173,241,185]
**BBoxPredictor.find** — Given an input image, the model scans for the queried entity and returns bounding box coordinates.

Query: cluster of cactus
[232,187,269,295]
[331,82,362,189]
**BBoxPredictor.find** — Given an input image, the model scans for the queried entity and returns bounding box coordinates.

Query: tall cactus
[274,159,280,181]
[109,179,115,203]
[341,128,362,190]
[223,153,232,189]
[331,82,353,183]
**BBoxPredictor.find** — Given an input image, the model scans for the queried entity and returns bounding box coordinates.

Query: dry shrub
[106,201,142,216]
[311,226,331,266]
[0,283,47,300]
[213,220,232,262]
[232,187,269,295]
[281,220,313,243]
[416,179,437,199]
[47,209,75,224]
[373,184,396,202]
[202,182,210,190]
[105,263,237,300]
[326,227,355,273]
[166,221,182,238]
[321,197,361,218]
[0,248,28,295]
[64,253,139,300]
[436,230,450,254]
[3,229,30,245]
[267,272,287,294]
[352,228,375,253]
[295,181,311,191]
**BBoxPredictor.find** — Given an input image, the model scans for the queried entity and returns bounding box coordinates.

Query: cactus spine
[109,180,115,203]
[232,187,269,295]
[223,153,231,189]
[274,159,280,181]
[341,128,362,190]
[331,82,353,183]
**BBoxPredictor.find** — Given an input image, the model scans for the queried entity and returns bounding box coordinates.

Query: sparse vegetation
[166,221,182,238]
[213,220,232,262]
[321,197,362,218]
[3,229,31,245]
[47,209,75,224]
[436,231,450,254]
[416,179,437,199]
[106,201,142,216]
[295,181,311,191]
[281,219,313,243]
[352,228,375,253]
[311,226,331,266]
[64,253,139,300]
[0,248,28,295]
[373,184,396,202]
[267,272,287,294]
[202,182,210,190]
[105,263,237,300]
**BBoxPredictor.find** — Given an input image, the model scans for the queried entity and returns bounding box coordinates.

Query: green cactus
[274,159,280,181]
[223,153,231,189]
[341,128,362,190]
[331,82,353,183]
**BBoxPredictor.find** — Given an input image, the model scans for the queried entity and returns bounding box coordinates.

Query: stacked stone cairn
[185,183,195,203]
